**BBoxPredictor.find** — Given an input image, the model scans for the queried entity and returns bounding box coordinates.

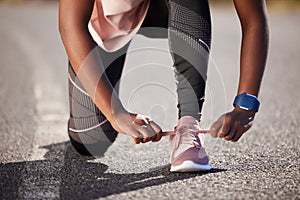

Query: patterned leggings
[68,0,211,156]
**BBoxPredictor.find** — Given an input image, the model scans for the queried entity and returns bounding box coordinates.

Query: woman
[59,0,269,172]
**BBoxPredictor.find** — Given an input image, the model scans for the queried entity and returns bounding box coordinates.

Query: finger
[148,121,162,134]
[146,124,159,142]
[131,123,148,144]
[210,118,223,138]
[224,120,239,141]
[129,128,142,144]
[136,124,156,143]
[147,125,160,142]
[197,129,209,134]
[224,127,236,141]
[134,137,141,144]
[232,123,252,142]
[231,126,244,142]
[152,131,162,142]
[161,131,175,136]
[218,116,231,138]
[148,121,163,142]
[135,114,152,126]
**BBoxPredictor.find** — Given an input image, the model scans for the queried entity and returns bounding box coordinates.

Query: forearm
[234,0,269,97]
[238,23,269,96]
[209,1,269,141]
[209,24,269,140]
[59,0,127,122]
[59,24,125,123]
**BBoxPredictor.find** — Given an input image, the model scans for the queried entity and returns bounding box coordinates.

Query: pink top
[88,0,150,52]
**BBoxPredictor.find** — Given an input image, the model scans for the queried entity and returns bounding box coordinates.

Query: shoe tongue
[177,116,200,130]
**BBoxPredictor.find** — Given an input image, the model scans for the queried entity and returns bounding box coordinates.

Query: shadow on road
[0,141,226,199]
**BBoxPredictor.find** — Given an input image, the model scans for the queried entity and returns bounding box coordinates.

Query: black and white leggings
[68,0,211,156]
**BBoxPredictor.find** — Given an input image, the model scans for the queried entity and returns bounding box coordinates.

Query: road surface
[0,2,299,199]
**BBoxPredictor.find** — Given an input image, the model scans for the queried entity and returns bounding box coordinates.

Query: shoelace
[161,128,209,137]
[177,127,202,148]
[135,114,209,138]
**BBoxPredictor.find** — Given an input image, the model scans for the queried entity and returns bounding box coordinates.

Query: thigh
[168,0,211,50]
[169,0,211,17]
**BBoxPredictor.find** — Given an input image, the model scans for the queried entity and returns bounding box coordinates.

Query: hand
[209,106,256,142]
[109,110,163,144]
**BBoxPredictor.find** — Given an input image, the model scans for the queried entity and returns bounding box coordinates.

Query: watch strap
[233,93,260,112]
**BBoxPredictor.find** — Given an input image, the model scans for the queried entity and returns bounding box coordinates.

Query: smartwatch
[233,93,260,112]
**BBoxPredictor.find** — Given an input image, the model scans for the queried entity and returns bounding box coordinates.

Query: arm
[209,0,269,142]
[59,0,162,143]
[234,0,269,96]
[59,0,120,123]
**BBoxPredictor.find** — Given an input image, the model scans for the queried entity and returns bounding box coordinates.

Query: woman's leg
[68,43,130,157]
[137,0,212,172]
[168,0,211,121]
[141,0,211,121]
[167,0,212,172]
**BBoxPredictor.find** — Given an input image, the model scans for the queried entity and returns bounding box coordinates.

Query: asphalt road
[0,3,299,199]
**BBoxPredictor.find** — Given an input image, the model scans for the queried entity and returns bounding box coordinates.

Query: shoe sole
[170,160,211,172]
